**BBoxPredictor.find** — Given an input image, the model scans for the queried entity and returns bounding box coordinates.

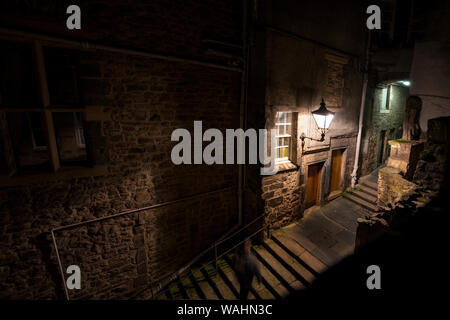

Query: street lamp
[300,98,335,144]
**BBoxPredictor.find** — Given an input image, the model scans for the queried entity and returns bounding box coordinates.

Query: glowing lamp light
[301,98,335,145]
[400,80,410,86]
[312,98,335,132]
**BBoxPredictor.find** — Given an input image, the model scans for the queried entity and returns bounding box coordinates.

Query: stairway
[153,232,325,300]
[343,176,378,213]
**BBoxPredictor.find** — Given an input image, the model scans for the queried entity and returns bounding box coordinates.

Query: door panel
[306,162,323,206]
[330,149,344,193]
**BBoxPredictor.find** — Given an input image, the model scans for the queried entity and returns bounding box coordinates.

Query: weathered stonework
[262,169,303,231]
[377,166,418,210]
[0,0,243,300]
[356,117,450,250]
[386,139,424,180]
[360,84,409,176]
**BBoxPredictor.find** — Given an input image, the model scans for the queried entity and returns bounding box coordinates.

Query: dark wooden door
[330,149,344,193]
[306,162,322,207]
[377,130,386,165]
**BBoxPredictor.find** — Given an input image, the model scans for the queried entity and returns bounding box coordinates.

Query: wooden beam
[33,41,60,171]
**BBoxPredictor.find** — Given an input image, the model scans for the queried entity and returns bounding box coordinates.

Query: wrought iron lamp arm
[300,132,325,143]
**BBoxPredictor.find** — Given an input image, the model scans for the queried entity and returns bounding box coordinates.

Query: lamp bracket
[300,132,325,143]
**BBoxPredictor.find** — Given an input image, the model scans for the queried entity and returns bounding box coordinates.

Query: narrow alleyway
[153,195,374,300]
[276,195,374,268]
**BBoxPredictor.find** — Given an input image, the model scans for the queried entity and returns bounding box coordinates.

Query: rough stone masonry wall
[260,39,362,232]
[356,117,450,250]
[360,84,409,176]
[262,170,303,231]
[0,50,241,300]
[0,0,243,299]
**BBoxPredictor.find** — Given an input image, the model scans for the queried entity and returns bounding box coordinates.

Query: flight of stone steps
[154,232,326,300]
[343,176,378,212]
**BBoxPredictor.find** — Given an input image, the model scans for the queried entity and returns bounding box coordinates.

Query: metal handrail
[129,213,267,299]
[51,185,237,300]
[142,223,266,300]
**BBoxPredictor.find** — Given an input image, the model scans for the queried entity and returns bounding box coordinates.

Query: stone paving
[277,196,374,267]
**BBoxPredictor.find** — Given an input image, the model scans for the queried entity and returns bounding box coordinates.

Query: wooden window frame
[0,35,108,185]
[275,112,292,165]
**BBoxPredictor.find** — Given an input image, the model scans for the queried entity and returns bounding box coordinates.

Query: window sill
[0,165,108,187]
[276,161,298,174]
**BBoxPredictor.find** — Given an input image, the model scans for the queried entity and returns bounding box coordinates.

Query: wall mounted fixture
[300,98,335,147]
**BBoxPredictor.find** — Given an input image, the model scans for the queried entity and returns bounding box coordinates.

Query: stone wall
[262,169,303,231]
[413,117,450,193]
[356,116,450,251]
[377,166,418,210]
[252,0,365,232]
[0,1,243,299]
[360,84,409,176]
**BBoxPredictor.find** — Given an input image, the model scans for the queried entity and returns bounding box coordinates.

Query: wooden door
[306,162,323,207]
[330,149,344,193]
[377,130,386,165]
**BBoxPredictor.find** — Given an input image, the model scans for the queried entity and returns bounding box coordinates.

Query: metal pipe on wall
[351,31,372,188]
[0,27,243,73]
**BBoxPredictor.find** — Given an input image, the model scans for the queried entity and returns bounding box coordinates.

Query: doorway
[306,162,324,207]
[377,130,386,165]
[330,149,345,193]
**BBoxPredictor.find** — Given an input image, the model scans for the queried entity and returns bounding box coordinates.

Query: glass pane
[285,124,291,135]
[285,112,292,124]
[0,41,38,108]
[6,112,50,169]
[53,112,87,164]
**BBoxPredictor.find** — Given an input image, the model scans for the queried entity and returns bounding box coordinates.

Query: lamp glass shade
[312,99,335,130]
[312,113,334,129]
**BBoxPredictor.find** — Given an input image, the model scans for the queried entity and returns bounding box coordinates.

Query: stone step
[264,239,315,285]
[356,184,378,198]
[250,248,289,298]
[272,232,327,274]
[351,189,377,204]
[154,229,328,300]
[189,273,206,299]
[190,267,220,299]
[202,263,234,299]
[270,234,321,277]
[223,254,271,299]
[343,192,377,212]
[180,276,201,300]
[359,178,378,192]
[252,245,305,292]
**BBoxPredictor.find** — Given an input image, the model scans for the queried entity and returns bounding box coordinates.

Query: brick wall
[0,1,243,299]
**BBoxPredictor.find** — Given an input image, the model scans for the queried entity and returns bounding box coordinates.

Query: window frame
[275,111,293,165]
[379,85,392,113]
[0,37,87,174]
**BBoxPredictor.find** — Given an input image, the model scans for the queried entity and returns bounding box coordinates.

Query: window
[380,85,392,111]
[0,39,88,175]
[275,112,292,164]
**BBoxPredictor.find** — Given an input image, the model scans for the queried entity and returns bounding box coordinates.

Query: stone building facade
[246,0,367,232]
[0,0,244,299]
[360,82,409,176]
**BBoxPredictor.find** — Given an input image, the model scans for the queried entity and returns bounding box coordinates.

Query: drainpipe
[238,0,249,227]
[351,31,371,188]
